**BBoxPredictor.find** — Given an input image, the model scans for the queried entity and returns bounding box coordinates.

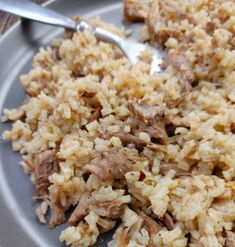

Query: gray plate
[0,0,137,246]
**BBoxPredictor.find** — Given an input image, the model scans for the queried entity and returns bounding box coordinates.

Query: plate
[0,0,129,246]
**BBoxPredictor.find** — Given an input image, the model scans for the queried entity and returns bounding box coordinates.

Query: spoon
[0,0,163,74]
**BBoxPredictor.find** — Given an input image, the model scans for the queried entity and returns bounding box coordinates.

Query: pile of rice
[2,0,235,246]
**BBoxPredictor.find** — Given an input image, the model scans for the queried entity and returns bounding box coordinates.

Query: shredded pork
[85,150,143,180]
[34,149,59,197]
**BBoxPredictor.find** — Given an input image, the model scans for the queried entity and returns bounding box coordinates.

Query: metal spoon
[0,0,163,73]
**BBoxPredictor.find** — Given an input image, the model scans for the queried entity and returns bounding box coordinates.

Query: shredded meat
[90,199,123,218]
[49,188,65,227]
[205,22,217,35]
[159,163,191,177]
[162,52,195,84]
[139,211,161,247]
[161,212,175,230]
[69,192,91,225]
[225,231,235,247]
[69,190,127,225]
[116,227,129,247]
[110,131,147,150]
[128,102,166,122]
[99,126,166,152]
[89,107,102,122]
[35,206,46,224]
[34,149,59,197]
[82,88,102,122]
[83,87,97,97]
[124,0,149,23]
[85,150,142,180]
[128,102,168,145]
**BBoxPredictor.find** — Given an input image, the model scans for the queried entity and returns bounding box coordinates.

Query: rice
[2,0,235,246]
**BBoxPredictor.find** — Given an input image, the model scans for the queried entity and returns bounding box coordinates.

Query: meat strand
[139,211,161,247]
[128,102,168,145]
[34,149,59,197]
[69,190,128,225]
[69,192,91,225]
[49,189,65,227]
[85,150,142,180]
[160,212,175,230]
[162,53,195,84]
[159,163,191,177]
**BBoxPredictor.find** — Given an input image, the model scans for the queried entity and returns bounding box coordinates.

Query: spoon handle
[0,0,76,30]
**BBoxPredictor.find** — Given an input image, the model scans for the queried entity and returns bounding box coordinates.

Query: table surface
[0,0,47,35]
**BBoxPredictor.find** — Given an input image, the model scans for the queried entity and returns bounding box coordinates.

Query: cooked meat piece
[161,212,175,230]
[99,126,147,151]
[35,206,46,224]
[102,127,167,152]
[34,149,59,197]
[49,188,65,227]
[159,163,191,177]
[69,192,91,225]
[83,87,97,97]
[128,102,166,122]
[89,107,102,122]
[85,150,142,180]
[205,22,216,35]
[225,231,235,247]
[113,132,147,150]
[146,125,168,145]
[127,102,168,145]
[115,227,129,247]
[82,89,102,122]
[139,211,161,247]
[90,199,123,218]
[84,95,101,108]
[162,53,195,83]
[147,143,167,153]
[69,190,127,225]
[124,0,149,23]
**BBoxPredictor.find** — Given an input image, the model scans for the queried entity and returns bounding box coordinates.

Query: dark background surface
[0,0,47,34]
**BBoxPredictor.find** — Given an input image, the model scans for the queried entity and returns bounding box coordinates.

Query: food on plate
[2,0,235,246]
